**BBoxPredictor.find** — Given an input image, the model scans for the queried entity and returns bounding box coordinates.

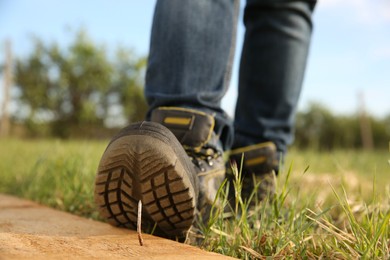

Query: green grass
[0,138,389,258]
[0,138,105,218]
[201,158,390,259]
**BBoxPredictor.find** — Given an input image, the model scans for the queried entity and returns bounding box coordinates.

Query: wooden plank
[0,194,234,259]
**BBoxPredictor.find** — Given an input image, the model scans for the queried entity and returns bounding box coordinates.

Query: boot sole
[94,122,197,237]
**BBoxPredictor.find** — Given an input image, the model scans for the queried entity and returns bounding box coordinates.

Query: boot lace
[185,144,222,172]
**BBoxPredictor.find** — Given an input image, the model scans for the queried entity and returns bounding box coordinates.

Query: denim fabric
[145,0,317,154]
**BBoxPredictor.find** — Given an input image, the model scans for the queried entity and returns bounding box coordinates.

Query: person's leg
[234,0,317,156]
[96,0,240,241]
[145,0,240,149]
[145,0,240,239]
[228,0,317,204]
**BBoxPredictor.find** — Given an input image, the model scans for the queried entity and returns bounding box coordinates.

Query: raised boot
[151,107,225,224]
[94,121,199,239]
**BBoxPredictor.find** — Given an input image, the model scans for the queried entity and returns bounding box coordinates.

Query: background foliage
[295,103,390,150]
[12,30,148,138]
[3,31,390,149]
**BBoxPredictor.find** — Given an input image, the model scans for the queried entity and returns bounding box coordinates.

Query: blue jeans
[145,0,317,155]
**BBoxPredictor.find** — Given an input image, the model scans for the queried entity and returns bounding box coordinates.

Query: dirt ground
[0,194,233,259]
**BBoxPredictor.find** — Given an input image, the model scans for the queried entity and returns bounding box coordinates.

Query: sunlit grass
[0,138,389,258]
[200,158,390,258]
[0,138,106,218]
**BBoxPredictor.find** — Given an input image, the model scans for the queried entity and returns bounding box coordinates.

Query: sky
[1,0,389,118]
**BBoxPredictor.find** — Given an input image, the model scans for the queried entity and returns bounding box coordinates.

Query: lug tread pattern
[94,134,195,237]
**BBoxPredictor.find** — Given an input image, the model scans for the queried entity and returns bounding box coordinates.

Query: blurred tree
[14,30,147,138]
[113,47,148,123]
[0,40,12,137]
[295,102,390,150]
[370,115,390,149]
[15,38,53,136]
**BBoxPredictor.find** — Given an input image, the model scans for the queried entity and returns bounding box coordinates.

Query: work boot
[151,107,225,225]
[94,121,199,239]
[228,142,279,207]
